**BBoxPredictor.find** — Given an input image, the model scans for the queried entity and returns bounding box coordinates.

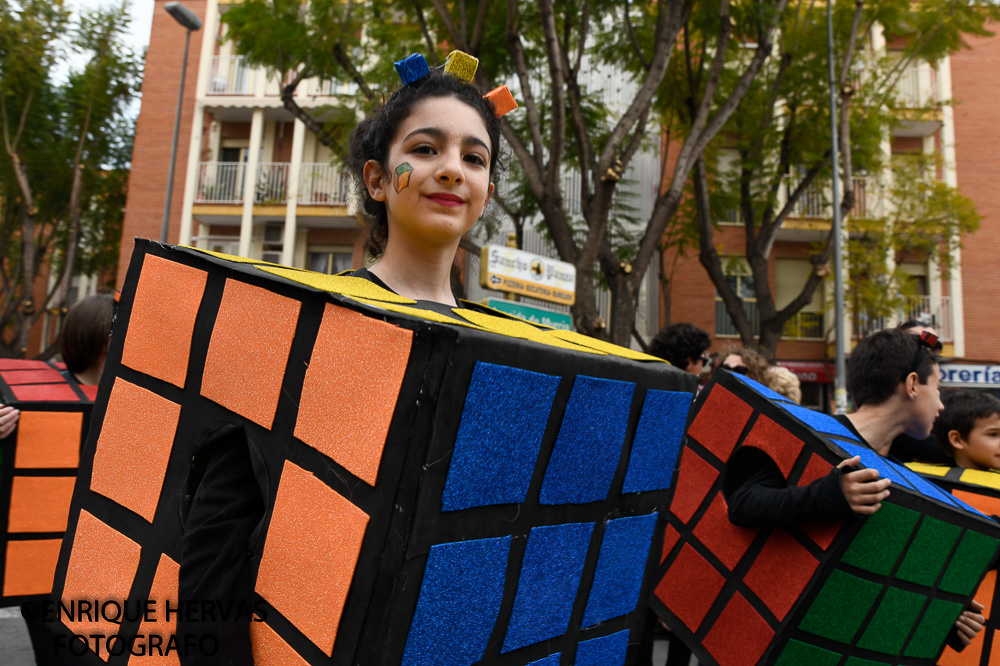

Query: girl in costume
[178,58,513,665]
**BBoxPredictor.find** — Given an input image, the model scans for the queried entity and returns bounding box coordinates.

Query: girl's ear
[484,181,495,208]
[363,160,387,202]
[949,429,967,451]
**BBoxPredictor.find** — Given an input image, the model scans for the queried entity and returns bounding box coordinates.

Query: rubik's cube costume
[48,240,697,665]
[907,462,1000,665]
[0,360,95,605]
[653,370,1000,666]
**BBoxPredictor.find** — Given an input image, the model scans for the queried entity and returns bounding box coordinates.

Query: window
[776,259,824,340]
[308,246,354,274]
[715,258,759,337]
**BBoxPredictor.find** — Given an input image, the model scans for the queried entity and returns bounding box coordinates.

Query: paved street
[0,608,35,665]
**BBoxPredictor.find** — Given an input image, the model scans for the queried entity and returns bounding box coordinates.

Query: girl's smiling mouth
[425,192,465,206]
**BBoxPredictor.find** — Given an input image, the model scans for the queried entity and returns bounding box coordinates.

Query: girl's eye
[465,153,487,167]
[411,144,436,155]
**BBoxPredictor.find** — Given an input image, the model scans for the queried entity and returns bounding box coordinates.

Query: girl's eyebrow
[403,127,491,157]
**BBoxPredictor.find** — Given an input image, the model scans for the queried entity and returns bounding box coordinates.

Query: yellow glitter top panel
[257,266,417,304]
[452,308,604,355]
[906,463,949,477]
[186,246,286,267]
[444,50,478,82]
[546,330,667,363]
[960,468,1000,490]
[348,297,485,330]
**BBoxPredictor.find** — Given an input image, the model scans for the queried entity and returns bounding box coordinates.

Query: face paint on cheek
[393,163,413,193]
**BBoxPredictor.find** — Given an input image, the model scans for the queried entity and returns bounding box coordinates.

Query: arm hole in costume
[722,446,786,502]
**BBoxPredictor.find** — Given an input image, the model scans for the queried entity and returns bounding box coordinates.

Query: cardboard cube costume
[907,463,1000,665]
[49,240,697,665]
[0,360,95,605]
[652,371,1000,666]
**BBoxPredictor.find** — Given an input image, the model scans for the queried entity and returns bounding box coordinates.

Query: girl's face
[364,96,494,254]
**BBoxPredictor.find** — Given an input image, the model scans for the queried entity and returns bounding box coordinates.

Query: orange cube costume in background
[49,240,698,665]
[908,462,1000,666]
[0,360,95,604]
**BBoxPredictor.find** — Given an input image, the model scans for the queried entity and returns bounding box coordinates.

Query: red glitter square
[693,494,758,571]
[201,279,301,429]
[256,461,369,657]
[797,453,833,487]
[686,385,754,462]
[669,450,720,524]
[11,383,79,402]
[0,368,64,385]
[744,529,819,621]
[742,415,803,478]
[655,543,726,632]
[294,304,413,485]
[702,592,774,666]
[90,378,181,522]
[120,254,208,389]
[80,385,98,401]
[661,524,681,564]
[0,360,48,370]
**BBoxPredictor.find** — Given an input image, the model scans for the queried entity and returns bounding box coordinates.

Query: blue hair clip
[394,53,430,86]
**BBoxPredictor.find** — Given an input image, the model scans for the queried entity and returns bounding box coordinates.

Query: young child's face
[953,412,1000,471]
[370,95,494,253]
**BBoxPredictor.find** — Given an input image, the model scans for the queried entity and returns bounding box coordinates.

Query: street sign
[486,298,573,331]
[479,245,575,305]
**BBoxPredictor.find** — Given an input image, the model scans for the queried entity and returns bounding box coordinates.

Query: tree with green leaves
[220,0,791,345]
[1,0,141,358]
[679,0,995,356]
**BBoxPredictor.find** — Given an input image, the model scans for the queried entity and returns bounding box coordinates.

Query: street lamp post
[827,0,848,414]
[161,2,203,243]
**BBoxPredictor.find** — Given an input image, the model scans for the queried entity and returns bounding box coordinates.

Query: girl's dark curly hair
[347,71,504,258]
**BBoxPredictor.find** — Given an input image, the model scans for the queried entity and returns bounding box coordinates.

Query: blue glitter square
[402,536,511,666]
[835,440,914,490]
[526,656,561,666]
[394,53,430,85]
[898,464,988,517]
[582,513,658,626]
[539,375,636,505]
[502,522,595,653]
[441,362,560,511]
[623,390,693,493]
[732,372,793,403]
[575,629,631,666]
[778,402,860,440]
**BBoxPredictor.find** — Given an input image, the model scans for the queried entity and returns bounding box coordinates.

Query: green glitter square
[775,640,842,666]
[939,530,1000,595]
[895,516,962,586]
[903,598,964,658]
[842,503,919,576]
[856,587,927,654]
[799,569,882,643]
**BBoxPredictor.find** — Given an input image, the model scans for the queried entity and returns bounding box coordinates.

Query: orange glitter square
[201,279,301,430]
[14,411,83,469]
[255,461,369,657]
[61,510,141,660]
[8,476,76,532]
[294,304,412,485]
[131,553,180,666]
[3,539,62,596]
[90,378,181,522]
[120,254,209,388]
[251,621,311,666]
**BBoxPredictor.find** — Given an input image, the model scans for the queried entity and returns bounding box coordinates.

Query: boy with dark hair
[934,389,1000,471]
[726,328,984,647]
[649,322,711,375]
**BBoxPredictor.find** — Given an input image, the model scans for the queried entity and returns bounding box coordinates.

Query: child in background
[934,389,1000,472]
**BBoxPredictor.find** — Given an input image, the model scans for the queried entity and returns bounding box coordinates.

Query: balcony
[195,162,351,205]
[784,176,882,220]
[895,65,938,109]
[209,56,255,95]
[853,295,953,341]
[715,300,824,341]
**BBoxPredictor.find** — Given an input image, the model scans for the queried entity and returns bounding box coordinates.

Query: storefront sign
[479,245,576,306]
[940,363,1000,388]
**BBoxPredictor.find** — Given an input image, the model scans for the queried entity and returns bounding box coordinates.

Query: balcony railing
[716,300,825,341]
[209,56,255,95]
[853,295,953,341]
[195,162,350,205]
[785,176,882,220]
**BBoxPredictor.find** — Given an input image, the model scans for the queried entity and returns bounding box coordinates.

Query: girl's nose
[436,149,464,183]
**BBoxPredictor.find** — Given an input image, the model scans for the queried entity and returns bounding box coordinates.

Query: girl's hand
[954,600,986,647]
[838,456,891,515]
